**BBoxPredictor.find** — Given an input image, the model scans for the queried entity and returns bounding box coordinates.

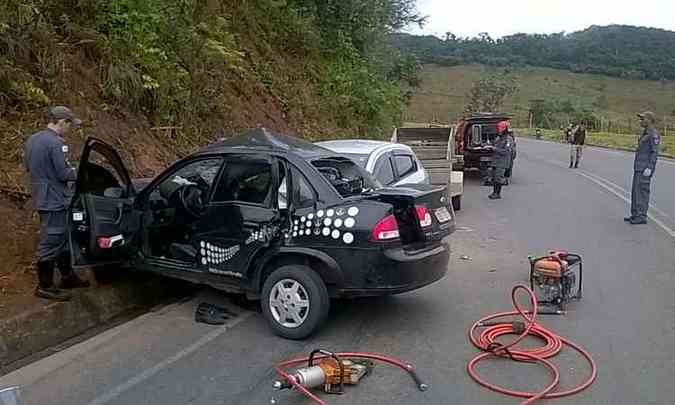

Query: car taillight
[371,215,400,241]
[416,205,432,227]
[97,234,125,249]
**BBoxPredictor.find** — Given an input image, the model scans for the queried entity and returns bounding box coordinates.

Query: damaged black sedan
[68,129,455,339]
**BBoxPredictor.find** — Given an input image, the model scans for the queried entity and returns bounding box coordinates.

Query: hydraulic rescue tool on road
[273,349,427,404]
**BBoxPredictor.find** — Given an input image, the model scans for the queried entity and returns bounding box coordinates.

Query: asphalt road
[2,138,675,405]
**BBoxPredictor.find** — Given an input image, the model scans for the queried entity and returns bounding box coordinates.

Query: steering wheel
[178,184,205,218]
[318,166,341,182]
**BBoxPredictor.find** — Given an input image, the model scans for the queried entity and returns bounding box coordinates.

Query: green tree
[463,70,518,115]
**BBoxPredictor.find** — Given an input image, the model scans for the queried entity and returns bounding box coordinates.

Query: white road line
[0,315,141,387]
[546,158,675,239]
[578,169,670,219]
[85,311,254,405]
[575,171,675,239]
[550,159,670,219]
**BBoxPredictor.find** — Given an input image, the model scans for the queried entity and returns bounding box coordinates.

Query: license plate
[435,207,452,223]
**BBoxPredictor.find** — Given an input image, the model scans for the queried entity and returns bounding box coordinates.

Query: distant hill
[404,64,675,131]
[393,25,675,81]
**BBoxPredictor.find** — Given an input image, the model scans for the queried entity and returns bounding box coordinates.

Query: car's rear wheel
[261,265,329,340]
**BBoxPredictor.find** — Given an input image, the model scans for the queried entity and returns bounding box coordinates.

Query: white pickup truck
[391,126,464,210]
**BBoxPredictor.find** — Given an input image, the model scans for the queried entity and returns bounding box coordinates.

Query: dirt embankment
[0,53,312,317]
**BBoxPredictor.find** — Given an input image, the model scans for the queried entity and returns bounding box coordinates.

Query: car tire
[451,195,461,211]
[261,265,330,340]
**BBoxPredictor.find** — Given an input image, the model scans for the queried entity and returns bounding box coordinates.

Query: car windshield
[342,153,369,168]
[311,157,380,197]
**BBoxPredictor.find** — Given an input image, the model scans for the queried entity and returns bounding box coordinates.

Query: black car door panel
[69,138,140,266]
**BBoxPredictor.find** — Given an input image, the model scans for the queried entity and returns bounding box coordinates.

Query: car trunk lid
[364,184,455,247]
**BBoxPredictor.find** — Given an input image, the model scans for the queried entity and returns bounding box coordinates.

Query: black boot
[569,159,573,168]
[57,253,90,289]
[488,184,502,200]
[574,161,579,168]
[35,261,72,301]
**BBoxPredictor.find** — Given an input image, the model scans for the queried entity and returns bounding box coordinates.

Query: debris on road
[195,302,236,325]
[460,255,472,261]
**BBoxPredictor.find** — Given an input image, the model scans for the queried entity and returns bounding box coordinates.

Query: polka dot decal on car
[245,225,279,245]
[199,242,240,265]
[285,206,359,245]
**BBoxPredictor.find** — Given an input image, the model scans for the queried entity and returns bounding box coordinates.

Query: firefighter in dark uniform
[624,111,660,225]
[569,123,586,168]
[488,120,514,200]
[24,106,90,301]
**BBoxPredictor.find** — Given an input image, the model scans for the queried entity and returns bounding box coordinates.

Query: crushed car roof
[196,128,335,159]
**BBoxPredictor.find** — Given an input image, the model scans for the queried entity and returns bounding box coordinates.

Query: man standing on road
[625,111,660,225]
[488,120,514,200]
[569,123,586,168]
[24,106,90,301]
[564,124,574,143]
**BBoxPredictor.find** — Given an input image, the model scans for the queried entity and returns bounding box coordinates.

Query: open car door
[69,138,141,267]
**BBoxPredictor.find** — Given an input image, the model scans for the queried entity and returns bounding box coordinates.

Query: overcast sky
[405,0,675,38]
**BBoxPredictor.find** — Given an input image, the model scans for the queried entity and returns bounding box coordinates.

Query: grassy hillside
[405,64,675,132]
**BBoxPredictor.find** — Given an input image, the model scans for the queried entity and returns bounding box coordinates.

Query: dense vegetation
[393,25,675,81]
[0,0,423,145]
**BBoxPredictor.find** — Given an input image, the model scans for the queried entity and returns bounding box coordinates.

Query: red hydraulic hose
[275,352,428,405]
[467,284,597,404]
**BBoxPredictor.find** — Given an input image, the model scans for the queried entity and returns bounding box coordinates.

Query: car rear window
[374,157,395,185]
[394,155,416,178]
[311,157,379,197]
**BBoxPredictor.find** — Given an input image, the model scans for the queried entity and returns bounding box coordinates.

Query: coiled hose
[467,284,597,404]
